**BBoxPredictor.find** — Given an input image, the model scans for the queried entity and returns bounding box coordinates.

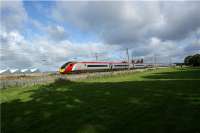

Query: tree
[184,55,193,65]
[192,54,200,66]
[184,54,200,66]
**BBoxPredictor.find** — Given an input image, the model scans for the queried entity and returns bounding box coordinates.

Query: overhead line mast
[126,48,130,70]
[95,53,98,61]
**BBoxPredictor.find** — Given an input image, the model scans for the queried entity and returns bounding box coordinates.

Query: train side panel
[72,62,110,72]
[72,63,87,71]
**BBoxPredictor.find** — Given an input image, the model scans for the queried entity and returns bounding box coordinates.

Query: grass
[1,67,200,133]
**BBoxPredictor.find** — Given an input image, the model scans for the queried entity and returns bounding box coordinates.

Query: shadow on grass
[143,68,200,80]
[1,70,200,133]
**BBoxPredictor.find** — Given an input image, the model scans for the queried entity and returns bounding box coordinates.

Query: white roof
[0,69,10,74]
[20,69,31,73]
[10,69,20,73]
[0,68,40,74]
[30,68,39,72]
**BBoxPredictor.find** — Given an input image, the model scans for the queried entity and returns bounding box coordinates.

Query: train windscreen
[61,62,71,69]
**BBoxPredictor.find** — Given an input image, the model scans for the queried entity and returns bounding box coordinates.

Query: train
[59,61,148,74]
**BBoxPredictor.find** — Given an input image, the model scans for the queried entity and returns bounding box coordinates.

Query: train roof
[72,61,128,64]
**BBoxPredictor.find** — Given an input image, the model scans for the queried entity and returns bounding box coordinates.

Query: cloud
[0,1,119,70]
[130,37,184,63]
[45,25,68,41]
[0,31,34,68]
[184,40,200,53]
[51,1,200,64]
[0,0,68,42]
[154,2,200,40]
[1,1,200,70]
[53,2,158,45]
[0,30,120,70]
[0,0,28,31]
[53,1,200,44]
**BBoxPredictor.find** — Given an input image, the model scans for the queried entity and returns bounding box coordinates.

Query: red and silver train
[59,61,147,74]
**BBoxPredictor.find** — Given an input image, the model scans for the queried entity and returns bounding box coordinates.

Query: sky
[0,0,200,71]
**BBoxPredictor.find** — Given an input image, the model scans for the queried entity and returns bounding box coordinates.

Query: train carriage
[59,61,131,74]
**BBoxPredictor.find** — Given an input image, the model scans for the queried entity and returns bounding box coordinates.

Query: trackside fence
[0,68,156,89]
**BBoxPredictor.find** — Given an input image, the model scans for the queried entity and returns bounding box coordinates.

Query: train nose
[59,68,65,73]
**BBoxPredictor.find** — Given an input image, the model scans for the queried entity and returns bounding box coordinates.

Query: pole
[126,48,130,70]
[131,52,134,63]
[154,54,156,68]
[169,56,172,66]
[95,53,98,61]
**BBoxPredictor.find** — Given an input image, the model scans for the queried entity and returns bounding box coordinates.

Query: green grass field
[1,67,200,133]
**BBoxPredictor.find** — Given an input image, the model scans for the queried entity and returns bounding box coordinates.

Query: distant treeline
[184,54,200,66]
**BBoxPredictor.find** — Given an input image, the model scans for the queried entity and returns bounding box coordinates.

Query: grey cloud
[184,40,200,53]
[131,47,152,57]
[53,1,160,45]
[155,2,200,40]
[51,1,200,64]
[53,1,200,45]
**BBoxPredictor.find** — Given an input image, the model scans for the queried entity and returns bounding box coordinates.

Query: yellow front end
[59,68,65,74]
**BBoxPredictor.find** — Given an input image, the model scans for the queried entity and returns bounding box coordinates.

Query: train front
[59,62,75,74]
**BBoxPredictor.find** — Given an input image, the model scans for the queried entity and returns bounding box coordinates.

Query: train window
[134,65,144,66]
[87,65,108,67]
[60,62,73,69]
[114,65,128,67]
[61,63,68,69]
